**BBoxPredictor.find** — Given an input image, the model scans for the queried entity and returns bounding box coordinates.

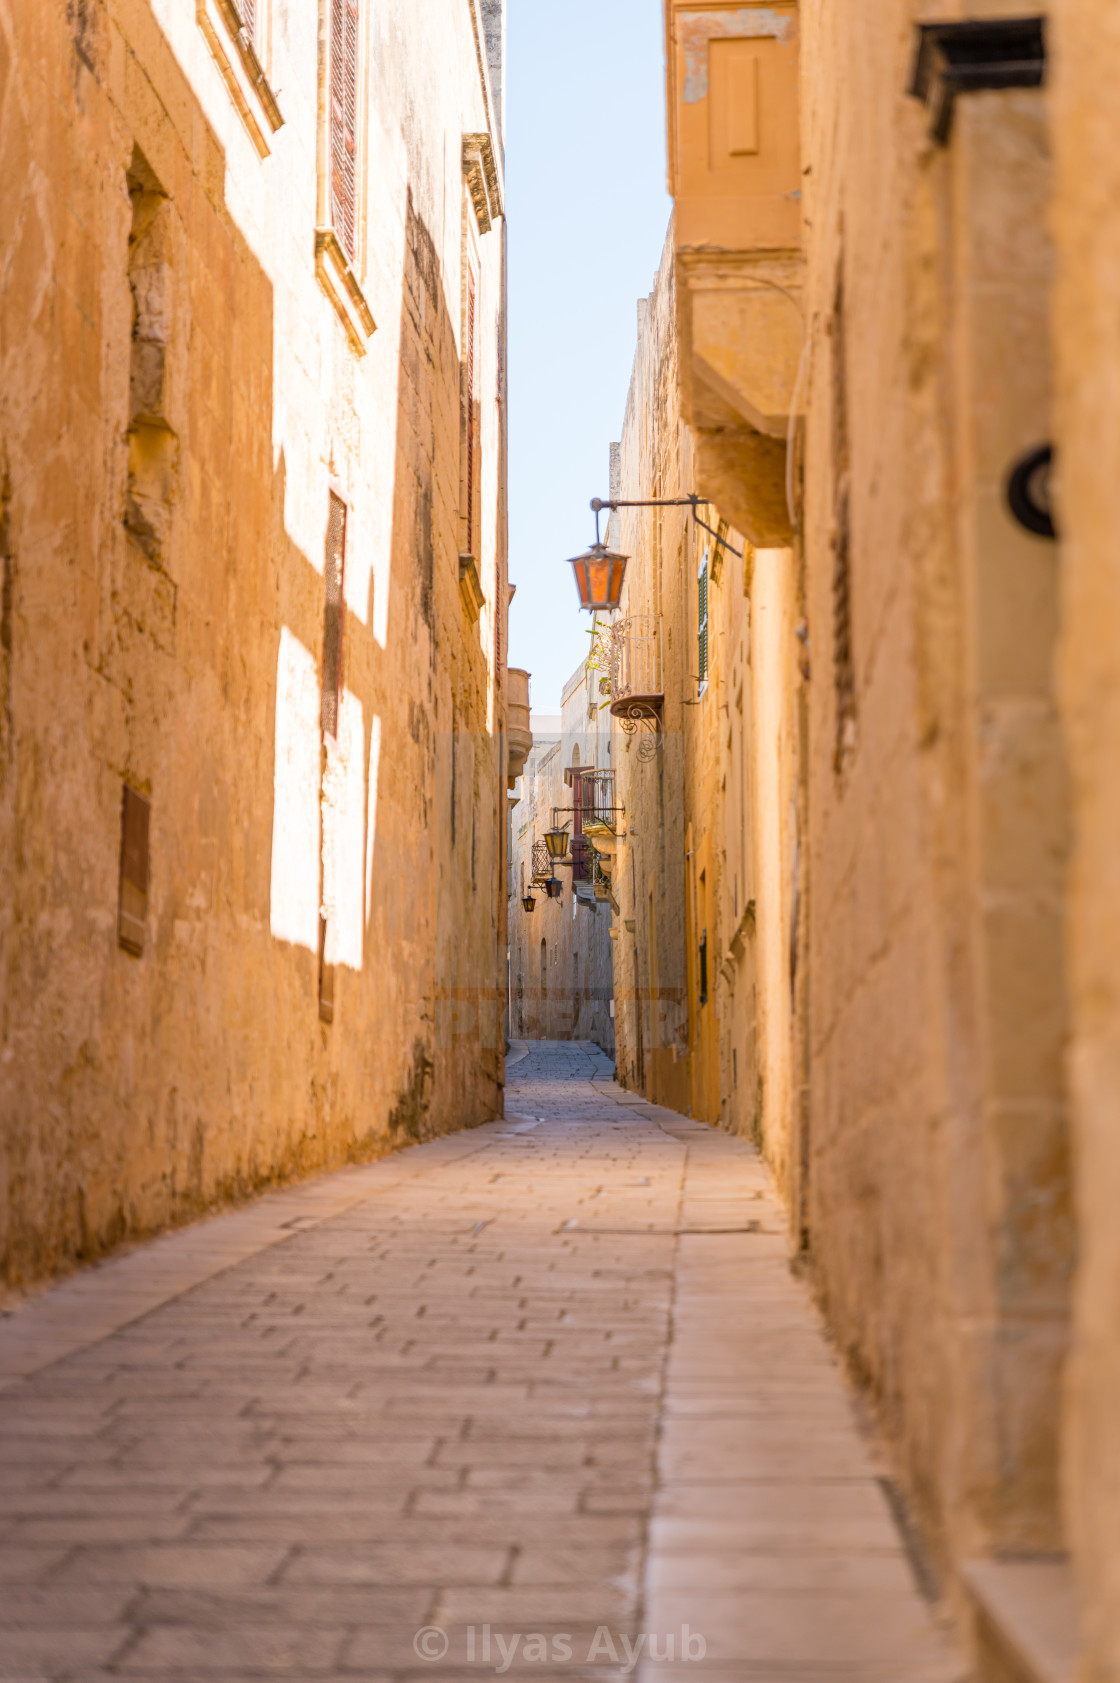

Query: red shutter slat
[118,784,150,956]
[330,0,360,259]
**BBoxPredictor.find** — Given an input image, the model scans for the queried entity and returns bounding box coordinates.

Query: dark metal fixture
[565,494,743,612]
[1006,443,1056,539]
[591,495,743,559]
[544,878,563,900]
[909,18,1046,144]
[521,893,536,913]
[530,839,554,885]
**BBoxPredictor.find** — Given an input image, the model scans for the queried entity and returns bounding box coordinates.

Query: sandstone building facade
[599,1,1119,1677]
[0,0,512,1294]
[507,679,614,1054]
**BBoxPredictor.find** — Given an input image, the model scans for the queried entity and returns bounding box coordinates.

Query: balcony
[507,667,533,788]
[608,618,664,760]
[608,617,663,720]
[579,769,620,836]
[663,0,803,546]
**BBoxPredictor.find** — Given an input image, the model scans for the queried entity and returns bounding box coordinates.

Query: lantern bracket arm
[550,806,626,817]
[590,494,744,558]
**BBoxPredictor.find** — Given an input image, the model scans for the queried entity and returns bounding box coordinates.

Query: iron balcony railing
[608,615,663,712]
[530,839,553,885]
[579,768,617,831]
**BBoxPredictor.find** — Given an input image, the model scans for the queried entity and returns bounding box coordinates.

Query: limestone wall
[799,0,1070,1573]
[607,231,798,1144]
[507,687,614,1053]
[610,250,694,1114]
[1052,1,1120,1673]
[0,0,508,1294]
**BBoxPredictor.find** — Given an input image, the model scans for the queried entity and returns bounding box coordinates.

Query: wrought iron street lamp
[521,893,536,913]
[565,541,629,613]
[545,878,563,900]
[544,824,570,860]
[564,494,744,611]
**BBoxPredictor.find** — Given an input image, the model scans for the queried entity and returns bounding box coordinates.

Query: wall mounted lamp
[544,824,570,860]
[564,495,743,612]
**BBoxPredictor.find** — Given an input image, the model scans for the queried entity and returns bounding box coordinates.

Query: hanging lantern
[544,825,570,860]
[521,893,536,913]
[565,542,629,613]
[545,878,563,900]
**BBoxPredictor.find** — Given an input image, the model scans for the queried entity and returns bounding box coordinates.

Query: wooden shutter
[465,266,477,554]
[239,0,256,41]
[318,912,335,1024]
[571,769,590,883]
[322,492,346,738]
[697,558,709,684]
[330,0,360,259]
[118,784,150,956]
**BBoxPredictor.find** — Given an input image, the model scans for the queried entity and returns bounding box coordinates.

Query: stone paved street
[0,1044,966,1681]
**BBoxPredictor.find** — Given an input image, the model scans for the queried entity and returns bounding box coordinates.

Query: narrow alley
[0,1046,961,1681]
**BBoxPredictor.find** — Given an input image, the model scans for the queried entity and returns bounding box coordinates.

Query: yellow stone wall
[656,0,1081,1661]
[507,683,614,1051]
[1052,2,1120,1675]
[0,0,509,1295]
[798,3,1070,1573]
[608,233,801,1148]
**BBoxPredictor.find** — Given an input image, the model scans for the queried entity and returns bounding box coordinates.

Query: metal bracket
[1006,443,1056,539]
[590,495,744,559]
[615,704,663,763]
[910,18,1046,145]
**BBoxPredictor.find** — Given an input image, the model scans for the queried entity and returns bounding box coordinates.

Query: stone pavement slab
[0,1041,968,1681]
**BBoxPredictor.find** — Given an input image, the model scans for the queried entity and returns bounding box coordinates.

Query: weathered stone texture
[0,0,508,1295]
[798,0,1071,1579]
[1052,2,1120,1676]
[608,235,799,1162]
[507,686,614,1051]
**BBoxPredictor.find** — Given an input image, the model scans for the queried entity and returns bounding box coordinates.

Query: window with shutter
[318,910,335,1024]
[322,492,346,739]
[329,0,360,260]
[238,0,256,43]
[697,553,710,690]
[118,784,151,957]
[832,260,857,771]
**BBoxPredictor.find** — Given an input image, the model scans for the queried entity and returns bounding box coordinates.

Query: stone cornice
[314,229,377,356]
[463,134,503,234]
[196,0,283,158]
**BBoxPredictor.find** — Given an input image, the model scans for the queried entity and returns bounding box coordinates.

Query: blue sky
[505,0,672,714]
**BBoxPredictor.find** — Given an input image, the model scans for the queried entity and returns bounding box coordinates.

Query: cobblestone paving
[0,1043,967,1682]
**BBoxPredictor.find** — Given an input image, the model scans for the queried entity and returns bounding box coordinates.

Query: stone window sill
[315,230,377,357]
[196,0,284,159]
[962,1558,1077,1683]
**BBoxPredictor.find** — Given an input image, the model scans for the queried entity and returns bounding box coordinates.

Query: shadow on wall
[267,182,499,1142]
[0,0,487,1289]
